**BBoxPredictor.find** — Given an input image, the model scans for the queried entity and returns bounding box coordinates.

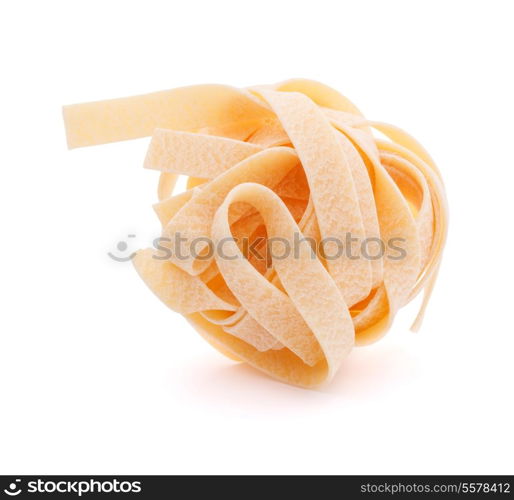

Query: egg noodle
[63,79,448,387]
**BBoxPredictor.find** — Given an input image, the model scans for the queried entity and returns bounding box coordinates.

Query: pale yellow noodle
[63,79,448,388]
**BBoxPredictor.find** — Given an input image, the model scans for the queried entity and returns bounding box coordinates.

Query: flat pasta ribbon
[63,79,448,388]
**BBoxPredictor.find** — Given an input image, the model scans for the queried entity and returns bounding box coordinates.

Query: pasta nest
[64,79,448,387]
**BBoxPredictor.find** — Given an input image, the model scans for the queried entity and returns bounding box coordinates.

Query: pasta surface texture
[63,79,448,388]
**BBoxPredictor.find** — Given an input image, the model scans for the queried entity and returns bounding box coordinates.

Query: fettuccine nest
[64,79,448,388]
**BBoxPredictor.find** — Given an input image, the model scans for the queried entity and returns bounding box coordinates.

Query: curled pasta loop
[63,79,448,387]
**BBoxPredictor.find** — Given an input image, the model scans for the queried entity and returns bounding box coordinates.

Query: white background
[1,0,513,475]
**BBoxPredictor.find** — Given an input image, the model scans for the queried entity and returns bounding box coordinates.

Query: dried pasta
[63,79,448,388]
